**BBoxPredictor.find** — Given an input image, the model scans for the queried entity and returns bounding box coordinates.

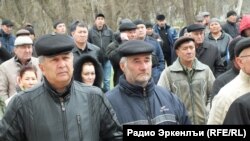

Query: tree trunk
[182,0,195,25]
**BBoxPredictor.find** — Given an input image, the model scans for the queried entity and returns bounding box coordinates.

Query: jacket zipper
[99,31,103,48]
[76,115,83,141]
[187,73,196,124]
[143,88,152,125]
[60,97,69,141]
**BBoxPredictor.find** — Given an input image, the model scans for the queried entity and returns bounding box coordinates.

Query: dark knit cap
[1,19,14,26]
[35,33,74,56]
[53,20,64,29]
[229,37,244,60]
[25,27,35,35]
[234,37,250,57]
[156,14,165,20]
[95,13,105,19]
[226,10,237,18]
[187,24,205,32]
[174,36,195,50]
[119,22,137,32]
[119,40,154,57]
[145,21,153,28]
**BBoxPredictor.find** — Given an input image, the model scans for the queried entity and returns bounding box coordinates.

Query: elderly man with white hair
[0,36,42,101]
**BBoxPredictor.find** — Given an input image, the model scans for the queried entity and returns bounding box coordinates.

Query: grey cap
[16,29,30,37]
[119,22,137,32]
[195,14,204,22]
[14,36,33,46]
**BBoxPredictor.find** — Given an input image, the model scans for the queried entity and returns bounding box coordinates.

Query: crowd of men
[0,9,250,140]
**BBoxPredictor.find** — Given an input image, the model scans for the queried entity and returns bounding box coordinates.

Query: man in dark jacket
[222,10,239,38]
[106,21,137,86]
[88,13,114,92]
[133,19,165,83]
[0,44,11,64]
[187,23,225,77]
[0,34,122,141]
[106,40,190,125]
[0,19,15,55]
[70,21,102,65]
[153,14,178,66]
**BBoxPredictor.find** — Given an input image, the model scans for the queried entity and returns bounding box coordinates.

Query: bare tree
[182,0,195,25]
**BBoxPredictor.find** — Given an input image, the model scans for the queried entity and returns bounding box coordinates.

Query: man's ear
[120,62,125,72]
[39,63,45,75]
[235,57,243,69]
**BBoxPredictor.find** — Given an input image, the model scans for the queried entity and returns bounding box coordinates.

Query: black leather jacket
[0,79,122,141]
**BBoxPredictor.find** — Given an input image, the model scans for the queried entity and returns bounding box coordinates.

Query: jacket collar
[14,56,32,67]
[207,31,226,40]
[118,75,155,97]
[44,77,73,101]
[170,58,207,72]
[93,24,107,31]
[239,70,250,83]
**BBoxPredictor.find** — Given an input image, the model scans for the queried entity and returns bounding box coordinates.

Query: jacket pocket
[76,115,83,141]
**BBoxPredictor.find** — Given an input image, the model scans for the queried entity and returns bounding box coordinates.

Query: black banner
[123,125,250,140]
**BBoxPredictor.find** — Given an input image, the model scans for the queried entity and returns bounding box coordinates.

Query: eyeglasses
[239,55,250,58]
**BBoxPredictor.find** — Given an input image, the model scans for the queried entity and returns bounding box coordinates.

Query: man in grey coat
[158,36,215,124]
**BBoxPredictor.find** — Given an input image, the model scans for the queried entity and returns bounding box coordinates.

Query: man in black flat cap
[187,23,225,77]
[0,19,15,55]
[106,40,191,125]
[153,14,178,66]
[0,34,122,141]
[158,36,215,124]
[106,21,137,86]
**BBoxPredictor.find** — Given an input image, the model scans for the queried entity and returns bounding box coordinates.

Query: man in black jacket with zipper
[0,34,122,141]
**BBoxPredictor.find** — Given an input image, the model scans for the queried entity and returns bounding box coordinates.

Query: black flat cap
[119,40,154,57]
[35,34,74,56]
[174,36,195,50]
[1,19,14,26]
[133,19,145,25]
[187,24,205,32]
[235,37,250,57]
[119,22,137,32]
[156,14,165,20]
